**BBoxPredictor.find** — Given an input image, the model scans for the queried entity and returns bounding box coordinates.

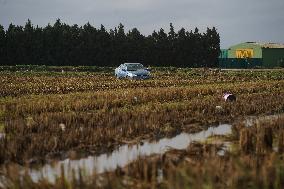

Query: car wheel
[126,75,132,80]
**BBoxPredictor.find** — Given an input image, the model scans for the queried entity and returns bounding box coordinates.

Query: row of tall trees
[0,19,220,67]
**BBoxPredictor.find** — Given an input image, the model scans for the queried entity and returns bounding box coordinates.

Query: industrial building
[219,42,284,68]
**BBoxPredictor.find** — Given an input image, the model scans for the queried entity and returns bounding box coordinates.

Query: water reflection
[29,124,232,182]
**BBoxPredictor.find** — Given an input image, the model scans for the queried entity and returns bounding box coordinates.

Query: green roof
[245,42,284,48]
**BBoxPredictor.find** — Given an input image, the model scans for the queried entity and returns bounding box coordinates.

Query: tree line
[0,19,220,67]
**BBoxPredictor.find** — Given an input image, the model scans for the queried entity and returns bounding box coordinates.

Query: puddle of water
[28,124,232,182]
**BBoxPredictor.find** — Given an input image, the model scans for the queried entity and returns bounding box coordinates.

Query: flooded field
[28,124,231,182]
[0,68,284,188]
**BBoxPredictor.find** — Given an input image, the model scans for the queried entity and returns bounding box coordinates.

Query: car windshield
[126,64,144,71]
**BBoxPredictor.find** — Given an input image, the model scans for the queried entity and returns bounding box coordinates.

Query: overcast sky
[0,0,284,48]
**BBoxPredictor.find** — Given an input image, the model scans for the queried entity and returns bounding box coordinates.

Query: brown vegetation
[0,69,284,166]
[2,114,284,189]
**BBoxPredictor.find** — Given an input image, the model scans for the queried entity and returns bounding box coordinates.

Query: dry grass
[2,115,284,189]
[0,68,284,167]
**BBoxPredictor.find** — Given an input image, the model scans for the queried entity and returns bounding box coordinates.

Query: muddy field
[0,67,284,188]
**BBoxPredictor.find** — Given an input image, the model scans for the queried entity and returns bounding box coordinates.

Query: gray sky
[0,0,284,48]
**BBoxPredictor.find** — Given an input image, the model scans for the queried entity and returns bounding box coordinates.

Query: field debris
[223,92,236,102]
[215,105,223,113]
[59,123,66,131]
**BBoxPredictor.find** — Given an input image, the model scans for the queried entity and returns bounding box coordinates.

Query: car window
[126,64,144,71]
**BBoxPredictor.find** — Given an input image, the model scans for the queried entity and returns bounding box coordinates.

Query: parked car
[115,63,151,79]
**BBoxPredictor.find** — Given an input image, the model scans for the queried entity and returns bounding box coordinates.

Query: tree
[156,28,171,66]
[205,27,220,67]
[33,25,44,65]
[126,28,145,62]
[96,24,111,66]
[67,24,80,66]
[168,23,177,41]
[22,19,35,65]
[0,25,5,65]
[175,28,187,67]
[112,23,127,65]
[0,20,220,68]
[190,27,203,67]
[168,23,177,66]
[5,23,24,65]
[78,22,97,66]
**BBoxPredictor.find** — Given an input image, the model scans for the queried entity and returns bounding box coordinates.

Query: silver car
[115,63,150,79]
